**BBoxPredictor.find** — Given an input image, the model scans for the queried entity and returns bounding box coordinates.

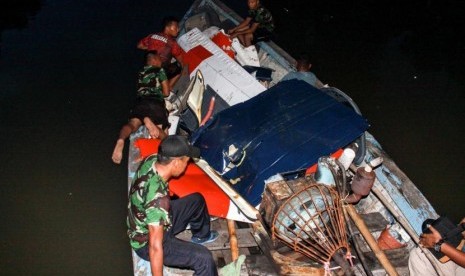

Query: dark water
[0,0,463,274]
[265,0,465,224]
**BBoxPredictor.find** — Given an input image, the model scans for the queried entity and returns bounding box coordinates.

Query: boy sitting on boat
[138,16,184,90]
[228,0,274,47]
[111,51,169,164]
[127,135,219,276]
[409,217,465,275]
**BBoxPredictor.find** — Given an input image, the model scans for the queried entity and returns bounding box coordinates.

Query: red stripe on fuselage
[183,45,213,74]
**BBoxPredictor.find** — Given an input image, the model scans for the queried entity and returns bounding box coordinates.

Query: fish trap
[269,183,351,267]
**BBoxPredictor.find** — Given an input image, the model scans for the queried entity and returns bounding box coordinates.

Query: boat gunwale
[179,0,296,73]
[176,0,437,243]
[127,0,441,274]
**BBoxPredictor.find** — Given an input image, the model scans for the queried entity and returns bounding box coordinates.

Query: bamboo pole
[227,219,239,261]
[344,204,399,276]
[348,162,445,275]
[371,183,446,276]
[342,207,374,276]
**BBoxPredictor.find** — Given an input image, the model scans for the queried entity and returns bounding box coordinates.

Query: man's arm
[137,37,148,50]
[148,224,164,276]
[228,17,252,35]
[229,21,258,39]
[314,78,325,89]
[161,79,170,97]
[420,223,465,268]
[171,41,184,69]
[440,242,465,267]
[449,217,465,267]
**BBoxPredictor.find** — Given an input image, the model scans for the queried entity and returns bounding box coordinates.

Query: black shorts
[130,98,169,129]
[163,61,182,80]
[253,28,274,43]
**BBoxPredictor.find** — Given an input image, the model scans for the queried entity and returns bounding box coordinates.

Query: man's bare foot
[112,139,124,164]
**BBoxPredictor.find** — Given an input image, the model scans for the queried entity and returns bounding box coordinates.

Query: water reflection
[265,1,465,222]
[267,0,464,86]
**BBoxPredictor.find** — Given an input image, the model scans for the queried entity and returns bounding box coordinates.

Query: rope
[346,251,356,267]
[323,262,341,276]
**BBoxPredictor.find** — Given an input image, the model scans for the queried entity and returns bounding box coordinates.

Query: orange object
[133,138,230,218]
[305,148,344,175]
[200,96,215,126]
[133,139,345,219]
[377,226,407,250]
[134,138,161,159]
[211,31,235,59]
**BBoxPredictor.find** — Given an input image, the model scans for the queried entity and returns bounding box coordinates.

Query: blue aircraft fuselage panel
[192,80,369,206]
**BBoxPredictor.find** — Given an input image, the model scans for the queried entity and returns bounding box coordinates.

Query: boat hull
[126,0,440,274]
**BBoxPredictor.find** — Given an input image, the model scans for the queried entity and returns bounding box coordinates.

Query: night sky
[1,0,464,274]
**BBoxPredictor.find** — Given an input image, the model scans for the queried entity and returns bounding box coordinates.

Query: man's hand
[418,217,465,268]
[419,224,443,248]
[137,41,148,50]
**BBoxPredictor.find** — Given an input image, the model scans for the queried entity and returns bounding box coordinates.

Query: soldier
[137,16,184,90]
[228,0,274,47]
[127,135,219,275]
[111,51,169,164]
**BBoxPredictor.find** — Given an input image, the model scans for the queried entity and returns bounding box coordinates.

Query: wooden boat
[127,0,445,275]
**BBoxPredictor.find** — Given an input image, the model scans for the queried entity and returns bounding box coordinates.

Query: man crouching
[127,135,219,275]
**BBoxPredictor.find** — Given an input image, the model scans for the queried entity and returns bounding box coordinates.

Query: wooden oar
[344,204,399,276]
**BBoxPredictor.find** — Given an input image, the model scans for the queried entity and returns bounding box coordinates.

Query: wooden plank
[345,205,399,276]
[175,228,257,250]
[212,250,227,267]
[363,247,410,276]
[214,218,231,266]
[244,255,280,275]
[348,212,389,234]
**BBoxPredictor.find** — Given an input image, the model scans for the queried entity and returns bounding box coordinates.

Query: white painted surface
[177,28,265,106]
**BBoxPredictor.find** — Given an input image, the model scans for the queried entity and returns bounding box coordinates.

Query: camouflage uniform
[127,155,171,250]
[126,155,217,275]
[130,66,169,128]
[248,5,274,33]
[136,66,168,101]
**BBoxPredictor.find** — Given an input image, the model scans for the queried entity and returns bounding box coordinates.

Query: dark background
[1,0,464,274]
